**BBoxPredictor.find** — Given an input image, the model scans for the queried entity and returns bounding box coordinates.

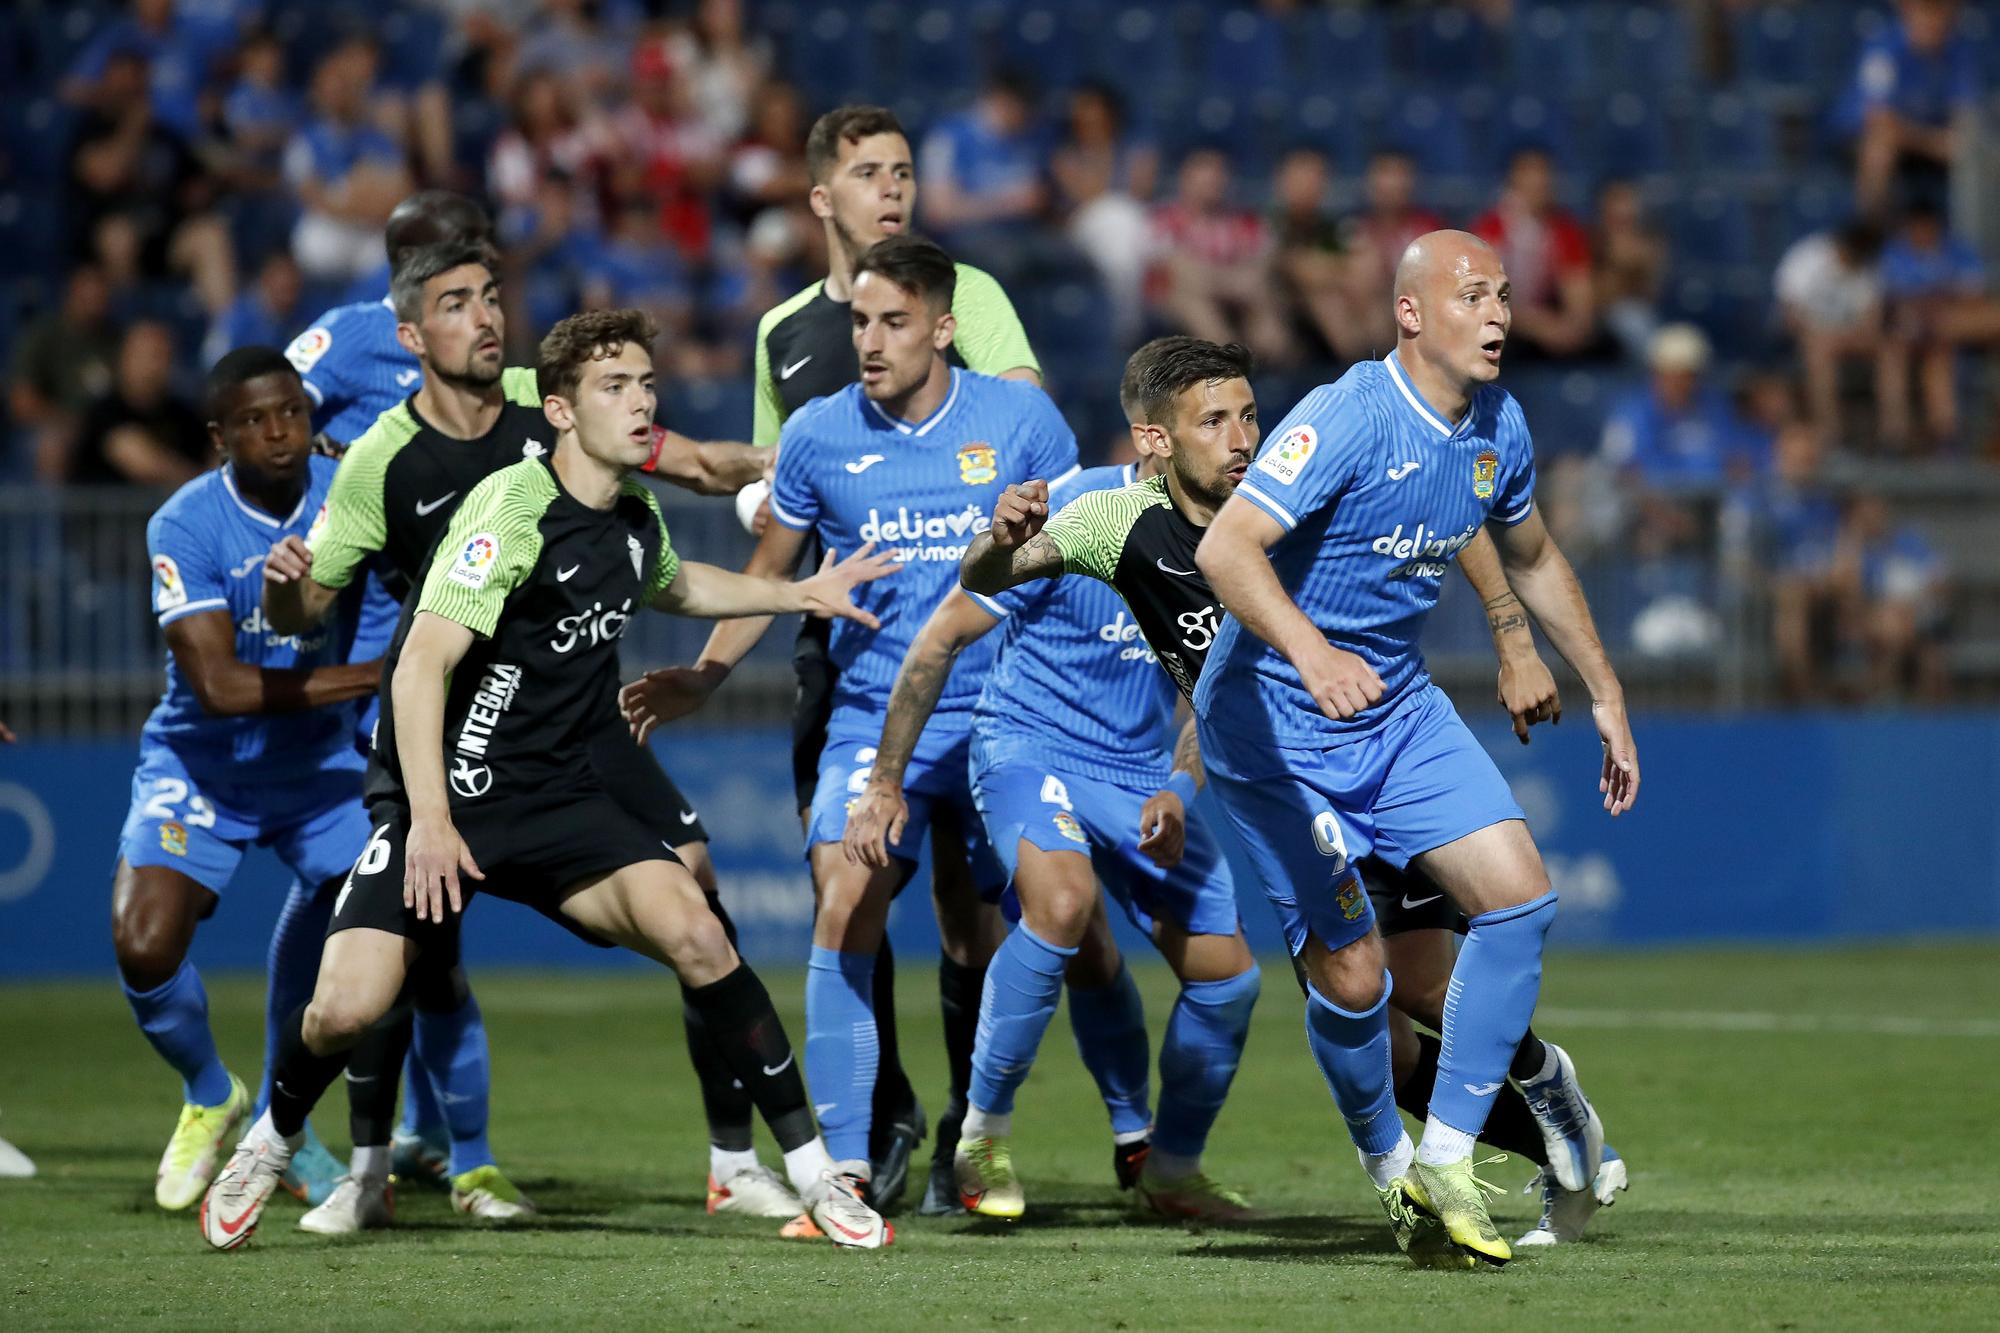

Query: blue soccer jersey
[1195,352,1537,747]
[966,464,1179,785]
[770,368,1079,744]
[284,296,418,447]
[141,456,367,780]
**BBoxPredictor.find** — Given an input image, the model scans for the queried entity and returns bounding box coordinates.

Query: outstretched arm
[1456,527,1561,744]
[261,535,343,634]
[165,610,379,717]
[960,480,1062,595]
[643,428,769,497]
[651,544,898,622]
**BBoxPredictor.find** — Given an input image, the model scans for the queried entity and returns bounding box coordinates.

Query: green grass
[2,945,1996,1330]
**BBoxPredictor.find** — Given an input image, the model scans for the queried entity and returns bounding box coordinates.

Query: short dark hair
[1122,337,1254,427]
[537,308,659,403]
[805,105,907,184]
[389,240,497,321]
[385,191,492,267]
[205,345,299,420]
[852,234,957,311]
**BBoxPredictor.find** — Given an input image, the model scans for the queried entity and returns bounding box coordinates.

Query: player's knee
[658,906,737,983]
[303,992,378,1054]
[1308,932,1386,1012]
[111,895,192,991]
[1020,876,1095,948]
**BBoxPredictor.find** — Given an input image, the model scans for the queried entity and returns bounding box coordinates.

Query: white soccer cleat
[0,1134,34,1179]
[298,1174,395,1235]
[199,1128,294,1250]
[451,1165,537,1221]
[707,1164,806,1220]
[1516,1043,1605,1193]
[1516,1145,1628,1248]
[808,1167,893,1249]
[156,1074,250,1210]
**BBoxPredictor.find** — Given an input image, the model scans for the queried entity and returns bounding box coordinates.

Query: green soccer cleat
[1406,1155,1513,1267]
[155,1073,249,1211]
[1380,1178,1474,1270]
[953,1135,1025,1219]
[1136,1169,1257,1224]
[451,1164,536,1222]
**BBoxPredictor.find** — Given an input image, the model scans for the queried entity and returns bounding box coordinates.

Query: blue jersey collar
[864,367,963,437]
[221,463,310,529]
[1383,351,1465,440]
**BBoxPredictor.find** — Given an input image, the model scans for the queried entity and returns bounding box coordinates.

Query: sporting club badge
[159,821,188,856]
[957,443,998,485]
[1473,449,1499,501]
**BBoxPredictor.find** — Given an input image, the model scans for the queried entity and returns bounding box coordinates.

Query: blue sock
[125,959,232,1107]
[804,946,878,1164]
[1067,960,1152,1137]
[257,877,332,1117]
[412,995,494,1175]
[400,1047,445,1141]
[967,924,1075,1117]
[1303,973,1401,1154]
[1154,966,1261,1160]
[1431,890,1557,1138]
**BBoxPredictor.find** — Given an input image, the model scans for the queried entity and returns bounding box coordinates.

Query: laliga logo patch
[1052,811,1088,845]
[447,532,500,589]
[153,553,187,610]
[159,821,188,856]
[284,327,332,373]
[1473,449,1499,501]
[1256,424,1318,486]
[306,503,329,546]
[449,756,493,799]
[957,442,998,485]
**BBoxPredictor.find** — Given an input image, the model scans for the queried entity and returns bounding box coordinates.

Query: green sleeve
[1043,485,1153,584]
[951,263,1040,378]
[416,462,552,637]
[751,305,784,447]
[631,483,683,600]
[501,366,542,409]
[307,421,401,589]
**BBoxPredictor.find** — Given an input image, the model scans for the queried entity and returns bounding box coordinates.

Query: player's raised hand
[404,814,483,923]
[1297,642,1384,721]
[843,778,908,868]
[988,480,1050,550]
[263,535,313,585]
[620,663,725,744]
[798,542,900,627]
[1137,789,1187,869]
[1592,696,1639,816]
[1499,653,1561,745]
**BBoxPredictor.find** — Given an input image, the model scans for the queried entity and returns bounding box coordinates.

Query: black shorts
[587,714,708,846]
[329,793,683,950]
[790,619,836,815]
[1358,856,1465,938]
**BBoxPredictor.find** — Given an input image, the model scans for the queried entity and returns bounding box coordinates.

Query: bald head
[1393,229,1498,303]
[1391,229,1512,403]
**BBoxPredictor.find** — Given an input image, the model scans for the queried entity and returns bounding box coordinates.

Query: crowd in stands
[1,0,1993,704]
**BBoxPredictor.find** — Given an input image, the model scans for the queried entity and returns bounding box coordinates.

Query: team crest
[152,553,187,610]
[446,532,499,589]
[1256,424,1318,486]
[1473,449,1499,501]
[627,533,645,578]
[1335,871,1366,921]
[159,821,188,857]
[1052,812,1087,845]
[957,443,998,485]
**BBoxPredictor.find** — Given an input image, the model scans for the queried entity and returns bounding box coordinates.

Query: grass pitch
[2,945,1995,1330]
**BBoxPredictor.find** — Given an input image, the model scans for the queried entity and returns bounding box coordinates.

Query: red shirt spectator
[1472,147,1597,358]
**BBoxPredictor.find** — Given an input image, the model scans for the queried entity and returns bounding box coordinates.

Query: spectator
[68,321,209,488]
[1601,324,1757,489]
[60,0,222,140]
[1842,0,1982,216]
[487,70,605,237]
[1592,179,1668,366]
[202,251,303,366]
[1339,149,1444,348]
[516,0,630,105]
[662,0,772,145]
[220,25,296,177]
[1472,146,1597,359]
[1875,200,2000,450]
[1051,83,1157,344]
[1775,220,1885,442]
[1759,424,1845,702]
[503,171,605,341]
[1147,147,1293,362]
[580,202,699,366]
[918,70,1050,243]
[1269,146,1375,364]
[9,266,121,483]
[283,38,412,284]
[609,42,727,262]
[726,79,811,223]
[1835,492,1950,700]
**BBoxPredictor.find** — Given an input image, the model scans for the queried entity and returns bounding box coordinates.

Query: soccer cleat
[1380,1178,1473,1270]
[280,1124,345,1206]
[1112,1137,1151,1190]
[156,1073,249,1211]
[707,1165,806,1220]
[0,1134,33,1179]
[953,1135,1025,1220]
[809,1169,893,1249]
[1516,1042,1605,1193]
[298,1174,395,1235]
[869,1099,926,1211]
[390,1126,450,1189]
[198,1130,293,1249]
[1406,1155,1513,1267]
[1135,1169,1256,1224]
[917,1153,967,1217]
[1517,1145,1629,1249]
[451,1165,536,1221]
[778,1210,824,1240]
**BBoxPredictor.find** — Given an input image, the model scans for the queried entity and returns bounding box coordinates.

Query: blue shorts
[971,757,1240,939]
[807,728,1004,891]
[1199,684,1523,956]
[117,745,373,895]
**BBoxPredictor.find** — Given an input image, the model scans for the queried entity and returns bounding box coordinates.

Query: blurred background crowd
[2,0,1998,734]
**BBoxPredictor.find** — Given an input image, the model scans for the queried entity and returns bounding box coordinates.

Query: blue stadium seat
[1001,5,1084,93]
[900,6,979,102]
[1732,4,1817,89]
[1285,92,1372,177]
[1509,6,1589,90]
[1688,92,1776,173]
[4,96,73,184]
[27,2,108,80]
[1082,5,1182,101]
[1671,187,1756,266]
[1583,89,1672,181]
[1583,3,1695,94]
[1299,7,1390,95]
[1203,6,1288,90]
[1490,90,1577,169]
[1400,5,1498,82]
[1781,171,1856,248]
[1382,92,1471,178]
[785,3,877,111]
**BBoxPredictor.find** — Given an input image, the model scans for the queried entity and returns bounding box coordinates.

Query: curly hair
[536,308,660,403]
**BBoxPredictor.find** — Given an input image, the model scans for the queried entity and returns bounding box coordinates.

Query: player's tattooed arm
[1458,527,1560,744]
[844,589,1001,868]
[165,610,380,717]
[262,535,342,634]
[959,480,1061,594]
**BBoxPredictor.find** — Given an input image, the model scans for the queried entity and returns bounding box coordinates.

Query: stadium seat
[1382,93,1471,178]
[785,3,876,111]
[1670,187,1756,267]
[1509,6,1590,90]
[1299,7,1390,96]
[1286,92,1371,177]
[1687,92,1776,174]
[1583,89,1672,180]
[1203,6,1288,91]
[1400,5,1497,82]
[899,6,979,102]
[1781,171,1854,247]
[1584,3,1694,95]
[1489,90,1578,170]
[1000,5,1084,93]
[1082,5,1182,102]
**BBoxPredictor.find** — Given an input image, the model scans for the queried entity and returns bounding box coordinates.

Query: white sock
[351,1143,390,1183]
[1417,1115,1478,1167]
[1145,1148,1201,1182]
[961,1105,1010,1141]
[709,1146,761,1183]
[1521,1043,1562,1086]
[781,1139,837,1200]
[1112,1128,1151,1147]
[1359,1131,1414,1190]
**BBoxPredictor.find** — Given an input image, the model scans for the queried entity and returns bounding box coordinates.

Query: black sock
[345,1005,414,1149]
[933,955,985,1161]
[1508,1026,1550,1082]
[268,1002,351,1139]
[683,963,815,1154]
[1396,1031,1548,1167]
[683,893,755,1152]
[867,938,916,1157]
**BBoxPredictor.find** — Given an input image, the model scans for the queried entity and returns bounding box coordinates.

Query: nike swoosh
[1464,1081,1505,1097]
[814,1102,838,1117]
[1400,893,1444,910]
[214,1202,256,1237]
[762,1053,795,1077]
[1387,461,1422,481]
[1156,558,1199,577]
[556,565,581,581]
[414,492,457,517]
[826,1213,872,1241]
[780,355,812,379]
[680,809,700,824]
[845,454,885,474]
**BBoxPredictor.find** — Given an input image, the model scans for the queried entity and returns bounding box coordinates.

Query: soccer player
[738,103,1043,1209]
[111,347,380,1212]
[201,309,898,1252]
[1192,232,1637,1267]
[619,236,1077,1209]
[843,446,1261,1224]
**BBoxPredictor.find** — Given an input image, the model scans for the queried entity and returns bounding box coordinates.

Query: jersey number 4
[1039,775,1073,811]
[143,778,217,829]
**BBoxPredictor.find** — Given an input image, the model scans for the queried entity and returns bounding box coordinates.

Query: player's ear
[1135,421,1169,459]
[1395,292,1422,338]
[395,321,424,360]
[807,182,833,221]
[932,309,957,352]
[543,394,575,435]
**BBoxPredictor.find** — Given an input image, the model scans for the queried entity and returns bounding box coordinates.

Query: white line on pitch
[1537,1007,2000,1039]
